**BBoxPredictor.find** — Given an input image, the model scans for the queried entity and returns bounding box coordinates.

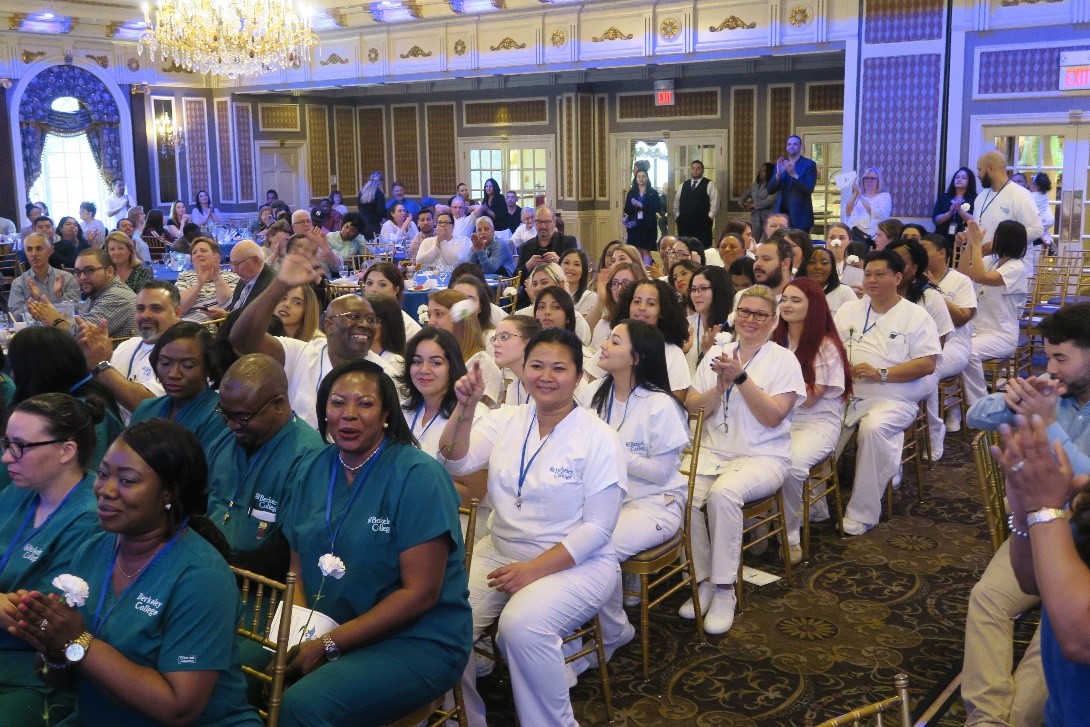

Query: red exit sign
[655,89,675,106]
[1060,51,1090,91]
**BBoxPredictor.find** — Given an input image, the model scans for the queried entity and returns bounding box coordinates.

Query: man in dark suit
[673,160,718,248]
[767,135,818,235]
[514,206,577,306]
[227,240,275,313]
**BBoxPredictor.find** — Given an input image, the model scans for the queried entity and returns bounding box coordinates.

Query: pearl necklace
[339,443,382,473]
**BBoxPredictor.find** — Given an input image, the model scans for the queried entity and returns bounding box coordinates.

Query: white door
[799,130,844,237]
[458,136,555,209]
[258,144,308,211]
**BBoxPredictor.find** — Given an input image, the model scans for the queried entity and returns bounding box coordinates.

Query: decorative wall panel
[731,87,757,198]
[595,95,607,200]
[358,107,387,181]
[577,94,594,200]
[806,83,845,113]
[152,97,179,206]
[425,104,457,197]
[768,86,794,154]
[214,99,235,203]
[391,106,421,195]
[307,106,331,198]
[259,104,301,132]
[233,102,255,203]
[864,0,943,44]
[464,99,548,126]
[616,90,719,120]
[561,95,574,200]
[182,98,210,202]
[333,107,359,198]
[977,44,1090,96]
[859,55,941,217]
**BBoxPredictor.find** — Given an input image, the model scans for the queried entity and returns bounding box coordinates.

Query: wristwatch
[64,631,93,663]
[321,634,341,662]
[51,317,66,327]
[1026,507,1068,529]
[733,371,749,386]
[878,368,889,384]
[92,360,113,376]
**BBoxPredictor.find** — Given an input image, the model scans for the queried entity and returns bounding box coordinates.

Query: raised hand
[52,274,65,300]
[75,318,113,367]
[25,278,42,303]
[277,253,323,288]
[453,359,486,408]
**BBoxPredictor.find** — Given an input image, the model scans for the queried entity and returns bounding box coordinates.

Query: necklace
[116,542,165,579]
[339,443,382,473]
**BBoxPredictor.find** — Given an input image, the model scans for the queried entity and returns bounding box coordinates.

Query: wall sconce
[154,110,184,157]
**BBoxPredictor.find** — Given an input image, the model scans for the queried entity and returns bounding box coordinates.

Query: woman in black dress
[624,169,663,264]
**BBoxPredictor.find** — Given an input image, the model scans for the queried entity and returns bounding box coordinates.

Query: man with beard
[960,303,1090,727]
[767,135,817,235]
[974,151,1043,249]
[75,280,180,421]
[735,238,792,308]
[408,208,435,259]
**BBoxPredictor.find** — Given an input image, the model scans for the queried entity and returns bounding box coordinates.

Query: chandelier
[154,111,183,157]
[139,0,317,78]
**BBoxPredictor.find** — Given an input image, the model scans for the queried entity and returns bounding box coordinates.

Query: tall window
[465,141,551,208]
[27,97,109,220]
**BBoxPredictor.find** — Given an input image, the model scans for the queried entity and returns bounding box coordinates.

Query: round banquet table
[330,274,500,324]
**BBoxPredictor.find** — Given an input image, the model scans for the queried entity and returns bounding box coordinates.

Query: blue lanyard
[513,380,530,405]
[91,519,189,636]
[861,304,878,336]
[410,406,441,441]
[605,382,632,432]
[695,314,702,360]
[325,439,387,554]
[0,484,80,577]
[126,343,146,379]
[223,426,284,523]
[516,413,553,510]
[316,344,329,395]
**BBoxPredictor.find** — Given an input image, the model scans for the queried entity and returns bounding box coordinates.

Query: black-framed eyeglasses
[0,436,70,459]
[329,311,378,326]
[74,266,107,277]
[214,394,281,426]
[688,285,713,294]
[736,307,772,322]
[494,331,526,343]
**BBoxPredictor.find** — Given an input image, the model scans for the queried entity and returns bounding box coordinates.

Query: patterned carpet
[476,433,994,725]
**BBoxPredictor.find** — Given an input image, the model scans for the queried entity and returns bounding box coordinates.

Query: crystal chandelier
[154,111,184,157]
[140,0,317,78]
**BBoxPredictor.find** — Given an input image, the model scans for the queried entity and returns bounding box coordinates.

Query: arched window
[28,97,109,218]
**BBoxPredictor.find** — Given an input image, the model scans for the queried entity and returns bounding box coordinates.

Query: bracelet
[1007,514,1029,539]
[41,653,70,670]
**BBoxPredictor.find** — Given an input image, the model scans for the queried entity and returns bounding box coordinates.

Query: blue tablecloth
[151,264,180,282]
[402,275,501,323]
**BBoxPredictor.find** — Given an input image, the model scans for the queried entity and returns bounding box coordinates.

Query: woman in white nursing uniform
[437,328,626,727]
[681,285,805,634]
[583,320,689,650]
[685,266,735,374]
[492,315,542,407]
[772,277,851,561]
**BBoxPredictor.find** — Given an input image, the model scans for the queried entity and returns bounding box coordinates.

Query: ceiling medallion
[399,45,433,59]
[592,26,633,43]
[550,29,566,47]
[490,37,526,51]
[319,53,349,66]
[660,17,680,39]
[126,57,141,72]
[453,39,467,56]
[709,15,757,32]
[367,47,379,63]
[789,6,811,27]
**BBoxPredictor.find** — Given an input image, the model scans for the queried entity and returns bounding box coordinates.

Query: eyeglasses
[735,307,773,322]
[667,249,687,258]
[74,266,107,277]
[688,285,712,294]
[494,331,526,343]
[214,394,281,426]
[230,255,260,270]
[0,436,70,459]
[435,221,453,227]
[609,280,632,290]
[329,311,378,326]
[534,218,555,225]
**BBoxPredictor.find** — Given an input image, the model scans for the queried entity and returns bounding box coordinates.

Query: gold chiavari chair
[0,252,22,309]
[231,568,297,727]
[801,454,845,562]
[737,489,793,611]
[937,375,969,441]
[885,400,932,521]
[971,430,1008,552]
[494,272,522,314]
[811,673,912,727]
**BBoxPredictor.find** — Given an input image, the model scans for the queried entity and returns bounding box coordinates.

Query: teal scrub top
[282,442,472,667]
[129,388,228,451]
[0,473,99,689]
[66,529,261,727]
[205,415,325,554]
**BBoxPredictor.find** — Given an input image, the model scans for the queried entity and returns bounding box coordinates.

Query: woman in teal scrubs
[7,420,261,727]
[129,322,228,449]
[0,394,101,725]
[279,360,471,727]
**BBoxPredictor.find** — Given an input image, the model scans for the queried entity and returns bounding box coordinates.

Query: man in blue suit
[766,134,817,235]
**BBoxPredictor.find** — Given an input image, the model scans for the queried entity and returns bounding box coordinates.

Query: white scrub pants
[688,456,787,585]
[964,331,1017,405]
[599,494,683,646]
[782,420,841,546]
[836,397,918,526]
[461,536,619,727]
[927,339,972,458]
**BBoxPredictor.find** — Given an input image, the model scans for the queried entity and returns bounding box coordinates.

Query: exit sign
[654,80,675,107]
[1060,51,1090,91]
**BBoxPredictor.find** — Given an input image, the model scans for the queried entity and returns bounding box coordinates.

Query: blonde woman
[515,263,592,344]
[588,262,648,348]
[274,284,324,341]
[105,231,150,294]
[844,167,892,241]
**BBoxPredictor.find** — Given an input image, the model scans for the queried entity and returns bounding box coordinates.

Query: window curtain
[18,65,123,190]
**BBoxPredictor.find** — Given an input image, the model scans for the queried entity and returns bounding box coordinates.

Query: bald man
[974,151,1044,250]
[205,354,325,576]
[226,239,275,313]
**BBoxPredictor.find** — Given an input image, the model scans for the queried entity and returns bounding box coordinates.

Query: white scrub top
[974,256,1028,343]
[282,336,394,429]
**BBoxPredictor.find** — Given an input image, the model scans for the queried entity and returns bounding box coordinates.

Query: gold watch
[64,631,93,663]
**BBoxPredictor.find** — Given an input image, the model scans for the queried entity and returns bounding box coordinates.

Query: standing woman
[681,285,805,634]
[686,266,735,373]
[437,328,626,727]
[478,178,504,222]
[844,167,892,243]
[588,262,647,349]
[932,167,977,247]
[427,290,504,406]
[958,219,1029,404]
[366,294,407,377]
[559,248,598,317]
[740,163,779,235]
[586,321,689,650]
[493,315,542,406]
[190,190,222,228]
[804,247,858,314]
[624,169,663,264]
[0,394,101,725]
[772,278,850,561]
[10,420,261,726]
[129,322,228,450]
[105,232,150,295]
[357,172,386,233]
[363,261,422,339]
[277,360,471,726]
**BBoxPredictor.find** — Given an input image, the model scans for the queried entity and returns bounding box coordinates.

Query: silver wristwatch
[878,368,889,384]
[1026,507,1067,529]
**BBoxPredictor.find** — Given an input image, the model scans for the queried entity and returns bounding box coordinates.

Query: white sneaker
[841,516,872,536]
[622,572,641,607]
[890,468,903,490]
[787,542,803,565]
[703,589,737,635]
[678,581,716,620]
[945,409,962,433]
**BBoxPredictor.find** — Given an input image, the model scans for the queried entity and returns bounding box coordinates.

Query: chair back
[459,498,479,571]
[494,272,522,313]
[971,430,1009,551]
[231,567,297,727]
[812,673,911,726]
[681,407,705,536]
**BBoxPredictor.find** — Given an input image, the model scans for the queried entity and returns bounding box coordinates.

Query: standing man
[673,160,718,249]
[767,135,817,235]
[104,179,135,229]
[500,190,522,233]
[974,151,1044,250]
[227,240,275,313]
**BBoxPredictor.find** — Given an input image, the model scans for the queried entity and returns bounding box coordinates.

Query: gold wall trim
[489,37,526,51]
[399,45,433,59]
[709,15,757,32]
[592,27,633,42]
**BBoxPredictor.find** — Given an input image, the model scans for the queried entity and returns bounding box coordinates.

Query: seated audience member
[515,263,592,344]
[171,221,203,253]
[75,280,180,421]
[759,212,789,244]
[230,253,393,429]
[774,278,851,560]
[451,275,497,345]
[417,211,470,268]
[104,231,150,295]
[204,354,324,577]
[165,200,189,242]
[427,289,503,406]
[367,294,408,376]
[9,420,262,727]
[385,181,421,218]
[833,250,941,535]
[28,248,136,338]
[363,260,422,338]
[0,394,101,725]
[449,195,482,239]
[901,223,927,240]
[275,284,325,342]
[959,219,1030,405]
[226,240,275,313]
[7,233,78,315]
[746,238,793,303]
[191,189,223,228]
[310,197,342,233]
[326,212,369,265]
[776,228,813,274]
[873,218,905,250]
[142,209,169,250]
[467,216,514,276]
[686,266,735,373]
[407,208,435,260]
[262,220,293,271]
[513,207,576,301]
[825,222,852,275]
[729,256,756,291]
[19,202,41,238]
[78,201,106,248]
[438,328,625,726]
[129,321,228,450]
[248,204,275,239]
[666,237,706,268]
[493,315,543,406]
[380,202,419,245]
[589,262,647,348]
[586,320,689,648]
[330,189,349,216]
[803,246,858,314]
[682,285,806,633]
[291,209,343,277]
[716,231,747,270]
[961,303,1090,726]
[175,237,240,323]
[670,260,702,313]
[509,207,537,249]
[55,217,89,265]
[498,190,522,233]
[278,360,471,726]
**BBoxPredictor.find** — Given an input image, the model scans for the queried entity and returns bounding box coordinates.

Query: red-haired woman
[772,277,852,563]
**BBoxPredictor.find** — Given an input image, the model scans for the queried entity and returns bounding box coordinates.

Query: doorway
[257,142,308,211]
[459,136,555,208]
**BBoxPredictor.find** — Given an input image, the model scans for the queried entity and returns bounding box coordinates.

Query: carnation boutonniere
[298,554,345,642]
[417,304,430,324]
[52,574,89,607]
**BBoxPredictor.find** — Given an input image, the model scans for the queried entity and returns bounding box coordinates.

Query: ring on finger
[1011,460,1026,473]
[38,619,48,631]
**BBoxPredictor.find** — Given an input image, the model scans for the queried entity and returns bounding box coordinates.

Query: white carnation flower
[450,299,479,323]
[318,554,346,580]
[502,287,517,298]
[846,255,860,266]
[714,331,732,346]
[417,304,430,324]
[52,574,90,607]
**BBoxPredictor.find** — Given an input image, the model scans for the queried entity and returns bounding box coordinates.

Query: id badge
[637,211,644,220]
[948,223,957,235]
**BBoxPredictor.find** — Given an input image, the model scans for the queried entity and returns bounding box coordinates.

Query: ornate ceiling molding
[399,45,433,59]
[489,37,526,51]
[709,15,757,32]
[592,26,633,43]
